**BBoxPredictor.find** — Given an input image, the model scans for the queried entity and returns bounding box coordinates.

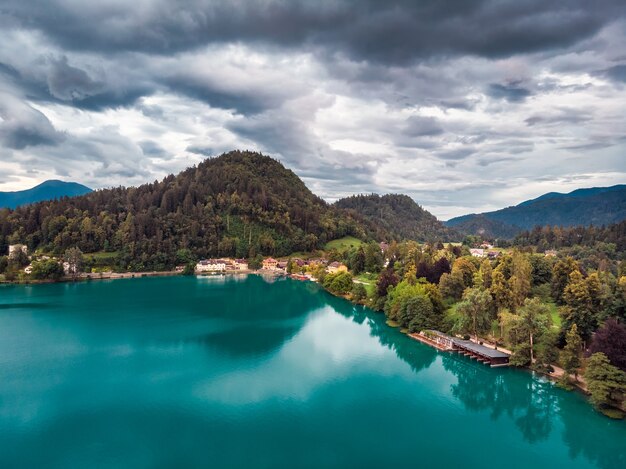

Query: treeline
[338,241,626,416]
[0,151,377,271]
[513,221,626,252]
[334,193,457,242]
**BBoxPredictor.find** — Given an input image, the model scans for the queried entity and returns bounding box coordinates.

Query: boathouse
[452,339,510,367]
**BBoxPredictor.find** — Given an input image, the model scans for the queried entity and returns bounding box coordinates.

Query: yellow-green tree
[561,324,582,384]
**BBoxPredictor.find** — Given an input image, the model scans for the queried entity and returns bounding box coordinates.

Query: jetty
[409,330,510,367]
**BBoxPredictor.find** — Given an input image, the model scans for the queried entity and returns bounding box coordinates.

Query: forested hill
[0,180,92,209]
[334,193,457,242]
[0,151,374,270]
[446,184,626,238]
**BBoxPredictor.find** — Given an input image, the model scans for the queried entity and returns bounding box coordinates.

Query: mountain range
[2,155,624,253]
[2,152,452,268]
[446,185,626,238]
[0,180,92,209]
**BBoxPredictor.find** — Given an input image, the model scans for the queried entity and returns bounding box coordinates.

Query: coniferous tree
[561,324,583,383]
[584,352,626,412]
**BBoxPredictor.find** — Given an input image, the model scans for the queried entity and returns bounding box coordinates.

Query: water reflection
[0,276,624,469]
[321,287,625,468]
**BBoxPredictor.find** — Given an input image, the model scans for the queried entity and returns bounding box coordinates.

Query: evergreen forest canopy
[0,151,446,270]
[334,193,457,242]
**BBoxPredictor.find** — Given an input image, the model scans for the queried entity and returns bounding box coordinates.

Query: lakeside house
[277,261,288,271]
[196,259,227,272]
[233,259,249,270]
[8,244,28,257]
[469,248,485,258]
[308,258,328,267]
[262,257,278,270]
[327,261,348,274]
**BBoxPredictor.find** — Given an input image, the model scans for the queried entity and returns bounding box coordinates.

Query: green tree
[455,287,495,341]
[30,259,64,280]
[350,247,366,275]
[248,254,263,270]
[64,247,84,280]
[406,295,439,332]
[490,268,511,311]
[510,298,551,365]
[561,324,583,383]
[535,330,559,373]
[551,257,579,304]
[584,352,626,412]
[509,251,532,310]
[562,270,597,344]
[364,242,383,273]
[439,270,465,301]
[352,283,367,303]
[452,257,476,288]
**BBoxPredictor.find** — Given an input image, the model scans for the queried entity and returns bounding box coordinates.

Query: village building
[379,242,389,253]
[326,261,348,274]
[233,259,249,270]
[63,261,77,275]
[308,258,328,267]
[277,261,288,271]
[544,250,557,257]
[469,248,485,258]
[196,259,227,272]
[8,244,28,258]
[487,250,500,259]
[480,242,494,249]
[262,257,278,270]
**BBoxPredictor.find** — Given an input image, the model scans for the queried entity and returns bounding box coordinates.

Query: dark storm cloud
[139,140,168,157]
[1,1,625,218]
[525,108,593,126]
[163,74,275,116]
[186,145,216,156]
[487,83,532,103]
[603,64,626,82]
[2,1,624,64]
[0,95,66,149]
[403,116,444,137]
[47,56,103,101]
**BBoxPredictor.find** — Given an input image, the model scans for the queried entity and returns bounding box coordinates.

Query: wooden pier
[409,330,510,367]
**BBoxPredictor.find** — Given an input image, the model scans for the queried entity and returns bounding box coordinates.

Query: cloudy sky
[1,0,625,219]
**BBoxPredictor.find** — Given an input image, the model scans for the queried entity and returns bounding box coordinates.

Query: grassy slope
[324,236,364,251]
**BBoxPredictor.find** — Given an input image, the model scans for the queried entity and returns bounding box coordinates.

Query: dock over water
[410,330,510,367]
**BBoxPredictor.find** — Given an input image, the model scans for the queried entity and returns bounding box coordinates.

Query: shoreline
[0,268,296,285]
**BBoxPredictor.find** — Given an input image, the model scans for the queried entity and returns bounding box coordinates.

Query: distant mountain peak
[446,184,626,238]
[0,180,92,209]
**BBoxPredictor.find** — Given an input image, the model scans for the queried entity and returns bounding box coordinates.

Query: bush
[323,271,353,295]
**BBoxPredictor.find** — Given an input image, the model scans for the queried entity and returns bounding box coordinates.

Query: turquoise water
[0,275,624,468]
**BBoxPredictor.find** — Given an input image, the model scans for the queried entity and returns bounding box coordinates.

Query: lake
[0,275,624,468]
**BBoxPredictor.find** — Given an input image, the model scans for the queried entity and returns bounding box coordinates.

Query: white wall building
[196,259,226,272]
